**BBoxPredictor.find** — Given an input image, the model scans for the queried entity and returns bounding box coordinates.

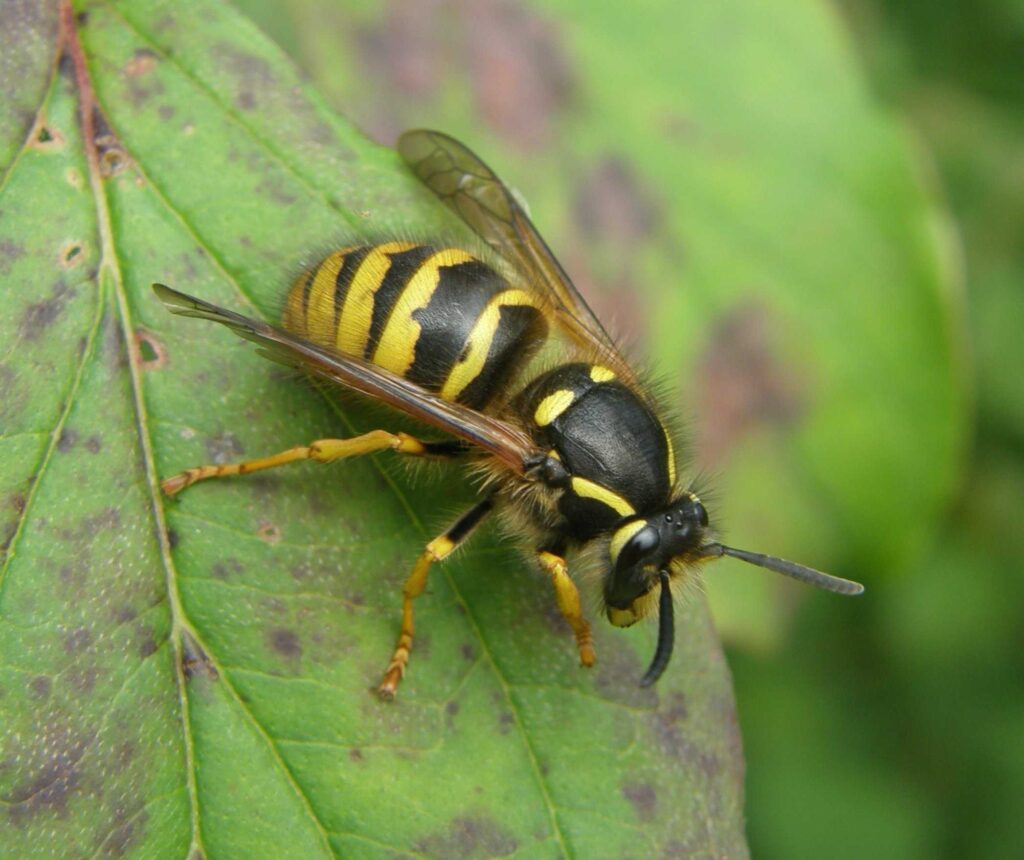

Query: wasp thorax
[604,496,710,626]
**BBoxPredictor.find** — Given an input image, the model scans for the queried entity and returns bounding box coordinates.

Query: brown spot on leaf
[204,431,243,463]
[85,434,102,454]
[218,43,276,113]
[66,666,99,695]
[64,167,84,189]
[695,304,804,465]
[59,240,85,269]
[650,706,721,778]
[622,781,657,822]
[59,507,120,543]
[465,0,573,151]
[57,47,74,79]
[92,106,129,177]
[29,122,64,152]
[257,521,281,544]
[29,675,51,700]
[211,557,243,580]
[134,329,166,370]
[64,627,92,653]
[269,628,301,659]
[57,428,78,452]
[254,174,298,206]
[123,47,157,76]
[0,239,25,275]
[138,633,159,660]
[20,281,73,340]
[416,814,519,858]
[5,725,88,827]
[104,799,148,857]
[182,630,218,681]
[497,711,514,734]
[349,748,364,763]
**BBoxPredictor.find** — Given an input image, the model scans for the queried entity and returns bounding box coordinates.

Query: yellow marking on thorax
[570,477,635,517]
[589,365,616,383]
[664,428,677,486]
[336,241,417,356]
[303,251,346,343]
[608,519,648,565]
[534,389,576,427]
[373,248,475,375]
[440,288,539,401]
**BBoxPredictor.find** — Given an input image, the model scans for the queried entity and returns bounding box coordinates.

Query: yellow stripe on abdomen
[440,289,538,401]
[303,251,346,343]
[336,241,417,356]
[372,248,475,375]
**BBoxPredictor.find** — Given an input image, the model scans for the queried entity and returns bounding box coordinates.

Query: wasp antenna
[639,570,675,687]
[709,544,864,595]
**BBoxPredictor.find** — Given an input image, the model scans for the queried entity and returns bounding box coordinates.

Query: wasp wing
[153,284,538,473]
[398,129,639,385]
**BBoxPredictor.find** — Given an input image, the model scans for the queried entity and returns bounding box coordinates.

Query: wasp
[154,130,863,698]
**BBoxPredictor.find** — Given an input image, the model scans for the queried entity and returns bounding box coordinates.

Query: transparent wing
[398,129,639,385]
[153,284,538,474]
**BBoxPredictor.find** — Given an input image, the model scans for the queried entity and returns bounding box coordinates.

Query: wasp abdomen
[284,243,547,409]
[520,363,674,540]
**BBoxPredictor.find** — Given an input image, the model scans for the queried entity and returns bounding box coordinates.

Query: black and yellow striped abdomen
[283,243,548,409]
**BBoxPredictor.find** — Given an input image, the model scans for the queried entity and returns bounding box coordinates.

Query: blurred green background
[233,1,1024,857]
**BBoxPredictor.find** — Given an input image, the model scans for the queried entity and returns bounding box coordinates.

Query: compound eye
[694,501,709,526]
[615,525,661,573]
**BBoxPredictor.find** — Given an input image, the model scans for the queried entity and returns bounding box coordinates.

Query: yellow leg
[161,429,433,496]
[537,551,596,668]
[378,498,493,700]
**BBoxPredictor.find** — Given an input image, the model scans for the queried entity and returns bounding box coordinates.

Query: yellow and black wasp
[154,130,863,698]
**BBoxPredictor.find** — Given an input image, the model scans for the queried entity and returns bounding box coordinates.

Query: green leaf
[0,2,745,857]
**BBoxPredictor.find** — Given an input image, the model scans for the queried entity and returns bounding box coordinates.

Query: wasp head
[603,493,864,687]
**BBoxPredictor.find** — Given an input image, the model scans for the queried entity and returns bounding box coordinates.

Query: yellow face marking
[336,241,417,356]
[607,606,639,628]
[547,449,561,461]
[589,365,616,383]
[570,477,635,517]
[303,250,345,343]
[608,519,648,565]
[534,389,576,427]
[440,289,539,401]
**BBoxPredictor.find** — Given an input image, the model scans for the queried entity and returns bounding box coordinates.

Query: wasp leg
[161,431,464,496]
[537,551,596,668]
[378,497,494,700]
